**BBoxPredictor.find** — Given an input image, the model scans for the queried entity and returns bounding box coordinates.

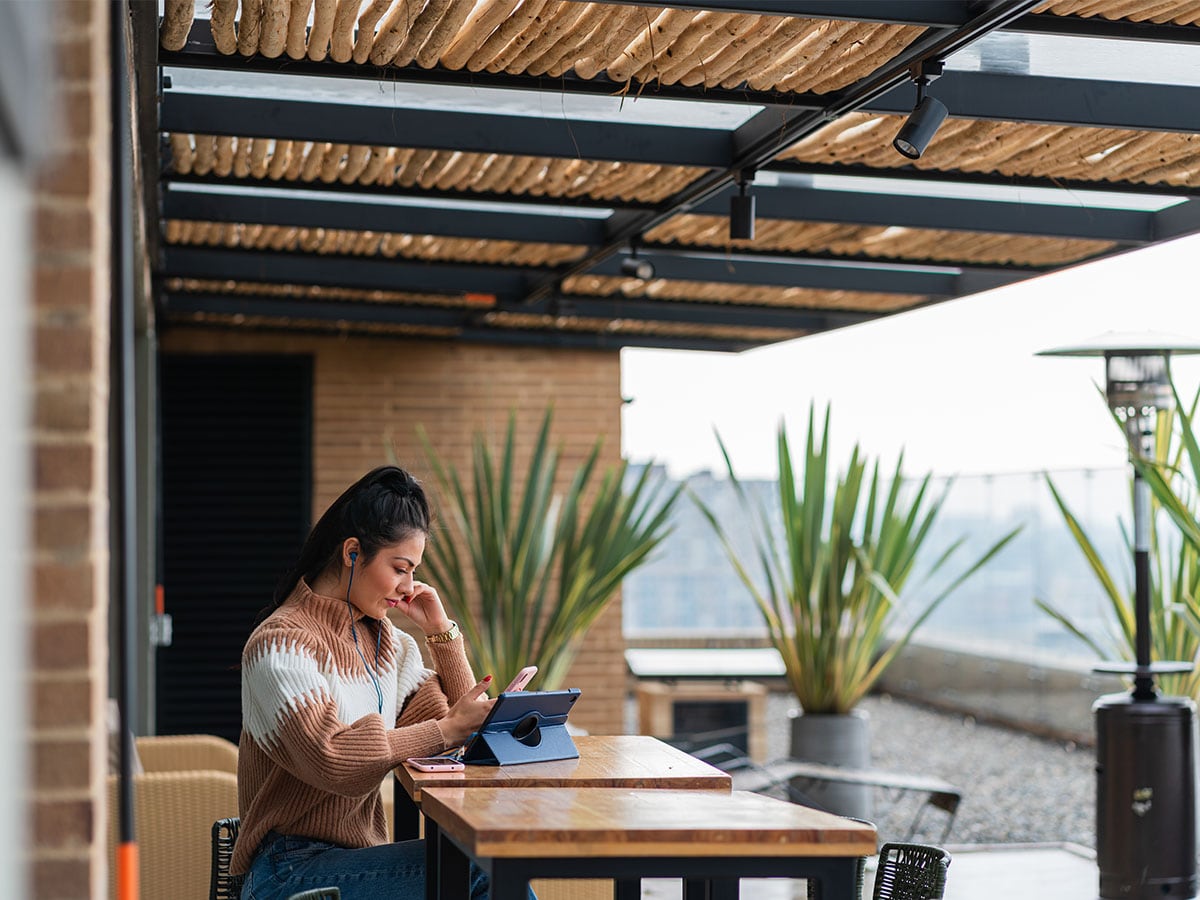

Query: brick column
[29,1,112,897]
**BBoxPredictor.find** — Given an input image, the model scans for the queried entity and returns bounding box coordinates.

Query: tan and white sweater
[231,579,476,874]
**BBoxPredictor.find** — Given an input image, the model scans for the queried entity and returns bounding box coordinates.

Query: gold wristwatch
[425,620,461,645]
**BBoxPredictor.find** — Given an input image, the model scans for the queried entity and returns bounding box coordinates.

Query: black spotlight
[620,243,654,280]
[730,170,756,241]
[893,60,947,160]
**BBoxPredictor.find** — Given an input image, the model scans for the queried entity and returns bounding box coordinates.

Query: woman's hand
[399,580,453,636]
[438,676,495,746]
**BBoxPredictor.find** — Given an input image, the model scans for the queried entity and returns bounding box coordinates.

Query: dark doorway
[158,354,312,742]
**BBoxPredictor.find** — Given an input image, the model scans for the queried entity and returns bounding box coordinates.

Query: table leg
[423,819,440,900]
[487,859,534,900]
[393,775,420,841]
[819,858,860,900]
[436,827,473,900]
[683,877,737,899]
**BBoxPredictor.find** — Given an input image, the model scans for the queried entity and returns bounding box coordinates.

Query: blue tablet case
[461,688,582,766]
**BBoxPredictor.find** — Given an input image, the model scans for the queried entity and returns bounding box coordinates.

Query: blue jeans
[241,832,522,900]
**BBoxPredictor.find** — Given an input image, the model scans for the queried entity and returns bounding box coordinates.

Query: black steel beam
[161,92,732,168]
[867,71,1200,133]
[591,249,1023,296]
[588,1,1200,43]
[691,184,1155,243]
[160,291,759,352]
[164,186,609,245]
[166,180,1155,246]
[163,245,536,299]
[165,170,650,212]
[540,293,879,331]
[767,160,1200,199]
[1152,199,1200,242]
[163,48,1200,136]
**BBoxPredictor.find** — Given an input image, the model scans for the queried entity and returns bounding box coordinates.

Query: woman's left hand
[400,580,453,635]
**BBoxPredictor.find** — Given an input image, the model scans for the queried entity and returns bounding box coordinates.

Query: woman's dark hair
[271,465,431,609]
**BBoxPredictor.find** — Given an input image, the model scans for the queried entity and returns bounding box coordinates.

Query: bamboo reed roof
[144,1,1200,351]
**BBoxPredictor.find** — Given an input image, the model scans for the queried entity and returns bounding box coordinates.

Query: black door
[158,354,312,741]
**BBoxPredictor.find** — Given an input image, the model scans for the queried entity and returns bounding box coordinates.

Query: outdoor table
[420,785,877,900]
[393,734,732,900]
[393,733,733,835]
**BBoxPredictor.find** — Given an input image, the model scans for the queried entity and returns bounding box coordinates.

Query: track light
[730,169,756,241]
[620,241,654,280]
[893,59,947,160]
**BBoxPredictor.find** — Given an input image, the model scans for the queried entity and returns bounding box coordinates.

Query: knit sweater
[231,578,477,874]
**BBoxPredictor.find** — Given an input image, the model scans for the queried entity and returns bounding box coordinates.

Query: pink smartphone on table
[503,665,538,693]
[406,756,465,772]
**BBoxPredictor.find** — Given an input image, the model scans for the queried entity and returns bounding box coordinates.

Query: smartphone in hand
[406,756,465,772]
[503,665,538,693]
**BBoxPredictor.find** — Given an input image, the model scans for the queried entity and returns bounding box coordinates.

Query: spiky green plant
[695,404,1019,715]
[1037,383,1200,700]
[415,409,681,691]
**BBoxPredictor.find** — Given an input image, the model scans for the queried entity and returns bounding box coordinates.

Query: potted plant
[1065,381,1200,699]
[695,404,1018,816]
[414,408,682,694]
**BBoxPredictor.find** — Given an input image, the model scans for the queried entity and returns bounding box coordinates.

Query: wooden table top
[397,734,732,802]
[420,787,878,859]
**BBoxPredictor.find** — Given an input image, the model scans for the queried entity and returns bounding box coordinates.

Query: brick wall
[161,329,628,735]
[29,1,111,898]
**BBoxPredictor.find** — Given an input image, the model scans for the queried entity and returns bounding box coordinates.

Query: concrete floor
[639,843,1098,899]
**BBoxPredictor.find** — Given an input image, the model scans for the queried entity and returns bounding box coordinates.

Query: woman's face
[348,534,426,620]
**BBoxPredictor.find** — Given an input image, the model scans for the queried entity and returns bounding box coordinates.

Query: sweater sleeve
[393,630,477,747]
[241,631,445,796]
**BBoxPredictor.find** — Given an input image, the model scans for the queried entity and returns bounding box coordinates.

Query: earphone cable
[345,554,384,715]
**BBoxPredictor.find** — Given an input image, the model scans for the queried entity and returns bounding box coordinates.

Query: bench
[682,741,962,843]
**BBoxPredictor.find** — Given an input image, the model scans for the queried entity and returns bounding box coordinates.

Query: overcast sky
[620,232,1200,481]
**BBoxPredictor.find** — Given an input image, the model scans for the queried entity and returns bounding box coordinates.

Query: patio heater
[1039,332,1200,900]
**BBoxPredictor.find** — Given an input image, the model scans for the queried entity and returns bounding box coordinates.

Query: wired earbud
[344,546,383,715]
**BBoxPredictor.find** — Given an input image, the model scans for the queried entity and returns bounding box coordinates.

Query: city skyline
[620,231,1200,482]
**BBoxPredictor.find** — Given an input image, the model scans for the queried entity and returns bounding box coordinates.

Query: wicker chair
[106,770,240,900]
[872,842,952,900]
[210,817,243,900]
[137,733,239,774]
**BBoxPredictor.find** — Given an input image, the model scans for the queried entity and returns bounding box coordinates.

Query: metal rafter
[163,245,537,299]
[164,182,1155,245]
[163,34,1200,135]
[159,290,794,352]
[160,92,732,168]
[164,186,611,246]
[591,249,1025,295]
[587,1,1200,43]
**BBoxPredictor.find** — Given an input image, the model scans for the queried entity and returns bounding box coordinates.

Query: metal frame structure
[141,1,1200,351]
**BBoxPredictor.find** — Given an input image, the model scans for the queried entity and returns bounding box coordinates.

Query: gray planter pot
[788,707,873,820]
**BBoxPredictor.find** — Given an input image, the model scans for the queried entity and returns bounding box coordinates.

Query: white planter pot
[788,707,873,820]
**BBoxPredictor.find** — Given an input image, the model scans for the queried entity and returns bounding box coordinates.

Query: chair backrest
[107,770,240,900]
[137,734,239,774]
[872,842,951,900]
[211,817,244,900]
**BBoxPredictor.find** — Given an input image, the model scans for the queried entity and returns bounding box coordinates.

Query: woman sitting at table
[232,465,529,900]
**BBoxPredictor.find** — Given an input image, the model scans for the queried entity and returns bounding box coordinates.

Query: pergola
[135,0,1200,354]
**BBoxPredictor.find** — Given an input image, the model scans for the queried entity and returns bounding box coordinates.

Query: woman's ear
[342,538,361,567]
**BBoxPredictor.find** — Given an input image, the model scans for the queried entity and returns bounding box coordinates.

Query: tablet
[460,688,582,766]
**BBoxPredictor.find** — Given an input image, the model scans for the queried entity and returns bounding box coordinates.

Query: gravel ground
[763,692,1096,848]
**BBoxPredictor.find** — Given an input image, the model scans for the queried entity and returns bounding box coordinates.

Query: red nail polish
[483,675,492,682]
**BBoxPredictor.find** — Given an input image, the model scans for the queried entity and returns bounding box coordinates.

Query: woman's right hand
[438,676,495,747]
